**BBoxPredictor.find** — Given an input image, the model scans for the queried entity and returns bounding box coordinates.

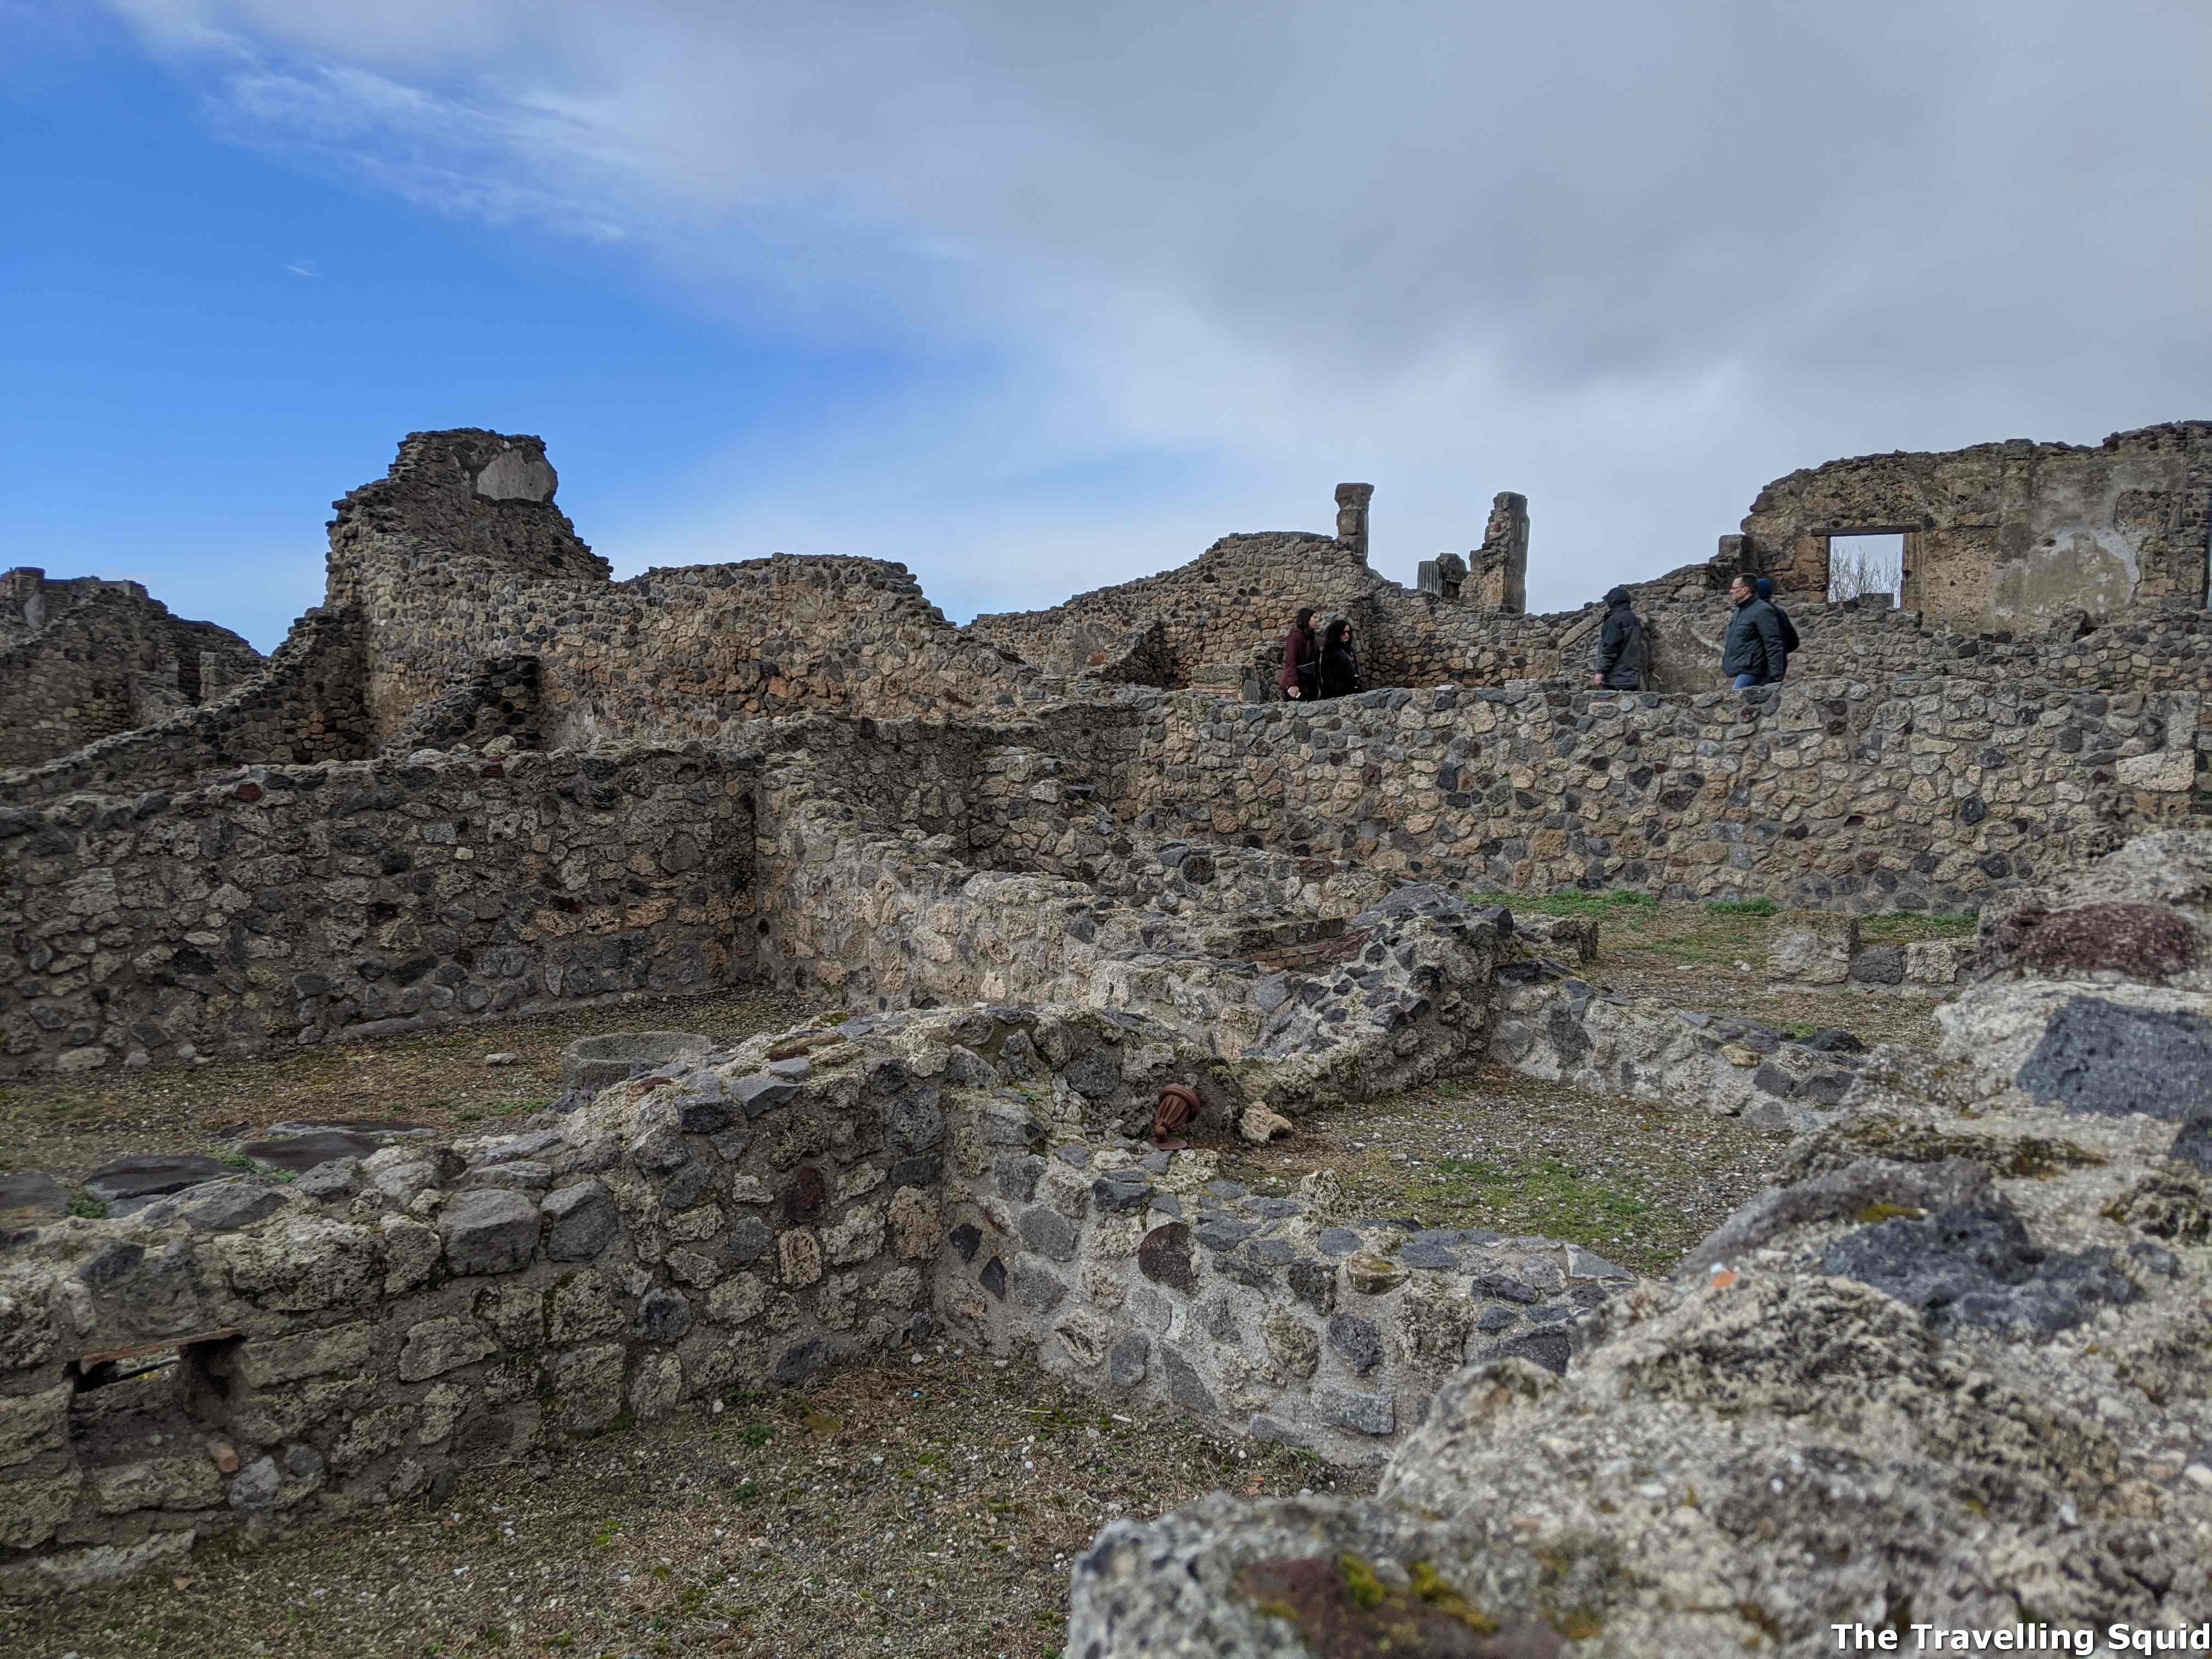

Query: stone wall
[1740,420,2212,630]
[1103,678,2209,912]
[0,1015,967,1594]
[0,572,265,769]
[329,432,1048,748]
[0,608,370,806]
[941,1111,1635,1467]
[387,656,541,755]
[0,996,1304,1593]
[751,735,1507,1113]
[0,746,754,1079]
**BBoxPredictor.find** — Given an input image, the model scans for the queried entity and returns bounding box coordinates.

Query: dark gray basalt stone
[1821,1203,2135,1335]
[542,1180,620,1261]
[0,1171,67,1216]
[83,1154,228,1205]
[2015,995,2212,1120]
[235,1130,386,1172]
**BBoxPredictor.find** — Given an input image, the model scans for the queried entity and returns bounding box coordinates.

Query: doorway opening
[1827,533,1904,603]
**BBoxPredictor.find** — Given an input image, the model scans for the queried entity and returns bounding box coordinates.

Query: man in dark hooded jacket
[1588,586,1647,690]
[1753,577,1800,679]
[1722,574,1788,687]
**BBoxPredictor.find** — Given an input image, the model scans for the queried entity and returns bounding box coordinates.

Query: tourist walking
[1721,574,1788,688]
[1753,577,1800,680]
[1278,607,1320,701]
[1587,585,1647,690]
[1318,618,1363,698]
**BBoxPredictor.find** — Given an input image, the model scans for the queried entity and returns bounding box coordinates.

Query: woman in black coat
[1318,618,1363,698]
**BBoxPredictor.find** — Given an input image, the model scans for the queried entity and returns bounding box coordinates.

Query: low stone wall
[1107,676,2208,912]
[940,1118,1637,1466]
[0,608,370,805]
[0,746,754,1077]
[754,788,1504,1113]
[0,998,1257,1594]
[1762,913,1967,988]
[1488,957,1873,1133]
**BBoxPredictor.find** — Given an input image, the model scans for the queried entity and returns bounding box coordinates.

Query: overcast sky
[4,1,2206,648]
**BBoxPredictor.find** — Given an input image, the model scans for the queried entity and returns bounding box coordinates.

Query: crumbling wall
[0,1026,953,1595]
[0,573,266,769]
[330,432,1046,747]
[0,746,754,1078]
[966,529,1387,688]
[941,1111,1635,1466]
[0,608,370,805]
[0,998,1284,1595]
[1468,491,1528,612]
[1740,420,2212,631]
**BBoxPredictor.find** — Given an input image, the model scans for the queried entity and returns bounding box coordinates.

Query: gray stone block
[1108,1333,1149,1387]
[1321,1388,1395,1435]
[1327,1312,1384,1374]
[1019,1206,1079,1263]
[542,1180,619,1261]
[439,1188,541,1275]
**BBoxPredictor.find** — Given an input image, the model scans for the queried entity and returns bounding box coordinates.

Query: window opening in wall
[1828,533,1904,603]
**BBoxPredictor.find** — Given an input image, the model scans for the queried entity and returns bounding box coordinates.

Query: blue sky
[4,2,2207,651]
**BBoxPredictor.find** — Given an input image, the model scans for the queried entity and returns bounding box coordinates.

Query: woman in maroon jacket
[1278,607,1319,701]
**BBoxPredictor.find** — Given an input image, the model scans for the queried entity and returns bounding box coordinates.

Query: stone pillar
[1415,552,1467,600]
[1335,483,1374,562]
[1469,493,1528,612]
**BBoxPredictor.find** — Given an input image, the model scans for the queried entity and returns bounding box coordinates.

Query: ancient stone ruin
[3,424,2210,1647]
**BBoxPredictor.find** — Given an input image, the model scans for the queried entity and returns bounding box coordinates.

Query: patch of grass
[737,1421,774,1448]
[1703,897,1778,917]
[1860,911,1978,944]
[1402,1154,1650,1249]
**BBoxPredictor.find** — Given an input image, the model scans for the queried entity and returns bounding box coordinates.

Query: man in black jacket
[1721,574,1788,688]
[1588,585,1646,690]
[1754,577,1800,680]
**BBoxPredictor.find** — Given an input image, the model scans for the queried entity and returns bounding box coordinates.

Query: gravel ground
[0,990,811,1191]
[1223,1060,1796,1278]
[1592,954,1945,1050]
[2,1344,1374,1659]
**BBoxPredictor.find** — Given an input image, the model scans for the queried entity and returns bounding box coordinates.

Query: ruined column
[1469,492,1528,612]
[1415,552,1466,600]
[1335,483,1374,562]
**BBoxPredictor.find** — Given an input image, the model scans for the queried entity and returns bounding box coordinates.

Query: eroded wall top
[1740,420,2212,632]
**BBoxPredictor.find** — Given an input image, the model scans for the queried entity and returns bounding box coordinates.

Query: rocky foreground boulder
[1069,834,2212,1654]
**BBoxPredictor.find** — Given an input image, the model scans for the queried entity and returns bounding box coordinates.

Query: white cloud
[100,0,2212,615]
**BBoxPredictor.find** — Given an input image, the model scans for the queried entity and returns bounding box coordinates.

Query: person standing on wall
[1721,573,1788,689]
[1319,617,1363,697]
[1588,585,1647,690]
[1753,576,1800,680]
[1278,606,1320,701]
